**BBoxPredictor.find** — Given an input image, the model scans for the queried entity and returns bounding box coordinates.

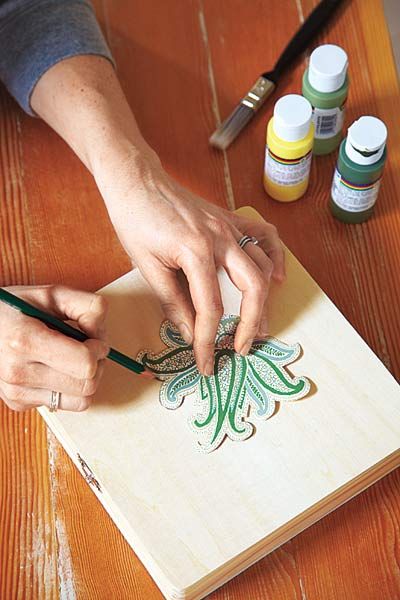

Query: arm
[30,55,285,374]
[0,1,113,411]
[0,1,285,384]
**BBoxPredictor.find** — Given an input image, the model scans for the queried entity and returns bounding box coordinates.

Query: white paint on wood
[47,431,77,600]
[198,1,236,211]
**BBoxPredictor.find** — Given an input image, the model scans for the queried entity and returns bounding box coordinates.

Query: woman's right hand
[0,285,109,412]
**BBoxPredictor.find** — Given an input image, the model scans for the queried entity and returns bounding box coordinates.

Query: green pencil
[0,287,156,380]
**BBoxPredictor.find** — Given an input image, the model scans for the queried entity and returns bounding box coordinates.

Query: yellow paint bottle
[264,94,314,202]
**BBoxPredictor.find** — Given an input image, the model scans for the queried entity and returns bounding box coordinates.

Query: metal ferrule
[241,76,276,111]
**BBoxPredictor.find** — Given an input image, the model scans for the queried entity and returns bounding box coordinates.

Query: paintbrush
[0,287,157,380]
[209,0,345,150]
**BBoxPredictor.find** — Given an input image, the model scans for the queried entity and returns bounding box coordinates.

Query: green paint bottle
[302,44,349,155]
[330,116,387,224]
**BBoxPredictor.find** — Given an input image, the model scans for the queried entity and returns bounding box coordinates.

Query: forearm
[30,53,285,375]
[30,55,159,182]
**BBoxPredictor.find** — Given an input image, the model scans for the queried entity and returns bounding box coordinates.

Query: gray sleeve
[0,0,114,115]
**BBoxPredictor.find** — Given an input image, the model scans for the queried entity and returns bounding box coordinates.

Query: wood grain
[101,0,233,208]
[0,0,399,598]
[204,0,400,377]
[0,90,59,600]
[203,1,400,598]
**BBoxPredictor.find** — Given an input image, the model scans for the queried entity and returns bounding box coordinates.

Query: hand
[29,55,284,376]
[0,285,109,412]
[95,152,285,376]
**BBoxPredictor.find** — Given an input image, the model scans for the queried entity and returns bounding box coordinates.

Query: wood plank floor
[0,0,399,598]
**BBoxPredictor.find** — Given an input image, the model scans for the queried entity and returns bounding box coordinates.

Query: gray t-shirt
[0,0,114,114]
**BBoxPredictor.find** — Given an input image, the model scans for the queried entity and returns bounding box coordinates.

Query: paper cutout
[137,315,310,453]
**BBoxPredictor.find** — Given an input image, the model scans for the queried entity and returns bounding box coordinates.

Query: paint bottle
[302,44,349,155]
[264,94,314,202]
[330,116,387,224]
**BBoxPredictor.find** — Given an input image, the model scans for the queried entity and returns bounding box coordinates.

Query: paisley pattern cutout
[137,315,310,453]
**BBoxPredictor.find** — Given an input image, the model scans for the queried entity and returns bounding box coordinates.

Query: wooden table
[1,1,399,598]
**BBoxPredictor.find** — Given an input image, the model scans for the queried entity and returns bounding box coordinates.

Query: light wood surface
[38,209,400,599]
[1,0,400,599]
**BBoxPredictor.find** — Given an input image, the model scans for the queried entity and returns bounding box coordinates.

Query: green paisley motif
[137,315,310,453]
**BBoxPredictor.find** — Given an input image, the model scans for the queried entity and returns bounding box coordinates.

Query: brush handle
[267,0,344,81]
[0,287,146,375]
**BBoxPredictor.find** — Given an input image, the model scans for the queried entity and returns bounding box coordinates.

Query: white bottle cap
[308,44,348,93]
[345,116,387,165]
[273,94,312,142]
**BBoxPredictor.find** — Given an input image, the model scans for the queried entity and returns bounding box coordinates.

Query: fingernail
[239,339,253,356]
[203,357,214,377]
[102,343,110,358]
[179,323,193,345]
[273,272,286,283]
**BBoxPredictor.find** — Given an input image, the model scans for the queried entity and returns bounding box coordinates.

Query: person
[0,0,285,412]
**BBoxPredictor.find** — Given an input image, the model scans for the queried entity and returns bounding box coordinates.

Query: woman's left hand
[95,150,285,376]
[30,55,285,376]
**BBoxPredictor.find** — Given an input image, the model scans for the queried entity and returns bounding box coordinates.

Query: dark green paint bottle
[302,44,349,155]
[330,116,387,224]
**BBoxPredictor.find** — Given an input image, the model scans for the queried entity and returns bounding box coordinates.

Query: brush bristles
[210,77,276,150]
[209,104,255,151]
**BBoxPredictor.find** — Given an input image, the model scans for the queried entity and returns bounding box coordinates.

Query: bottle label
[312,105,345,139]
[331,167,381,212]
[264,147,312,186]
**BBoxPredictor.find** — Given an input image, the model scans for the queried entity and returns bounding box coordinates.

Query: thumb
[48,285,108,339]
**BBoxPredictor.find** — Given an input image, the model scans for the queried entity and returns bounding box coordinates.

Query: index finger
[10,318,109,379]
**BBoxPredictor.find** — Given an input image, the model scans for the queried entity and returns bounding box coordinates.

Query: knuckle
[208,300,224,316]
[211,218,231,238]
[81,377,98,397]
[200,235,214,255]
[53,283,68,296]
[90,294,108,316]
[8,328,31,354]
[37,284,57,306]
[251,273,267,295]
[263,257,274,276]
[197,339,215,350]
[1,360,25,385]
[5,398,25,412]
[76,396,93,412]
[3,383,24,403]
[160,301,179,316]
[242,320,259,334]
[268,223,278,236]
[197,299,223,319]
[241,325,259,342]
[82,349,98,379]
[185,235,214,263]
[238,315,260,337]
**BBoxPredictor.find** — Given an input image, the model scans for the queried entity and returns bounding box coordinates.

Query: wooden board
[38,207,400,600]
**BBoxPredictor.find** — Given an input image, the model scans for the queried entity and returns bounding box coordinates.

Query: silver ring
[238,235,259,249]
[49,390,61,412]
